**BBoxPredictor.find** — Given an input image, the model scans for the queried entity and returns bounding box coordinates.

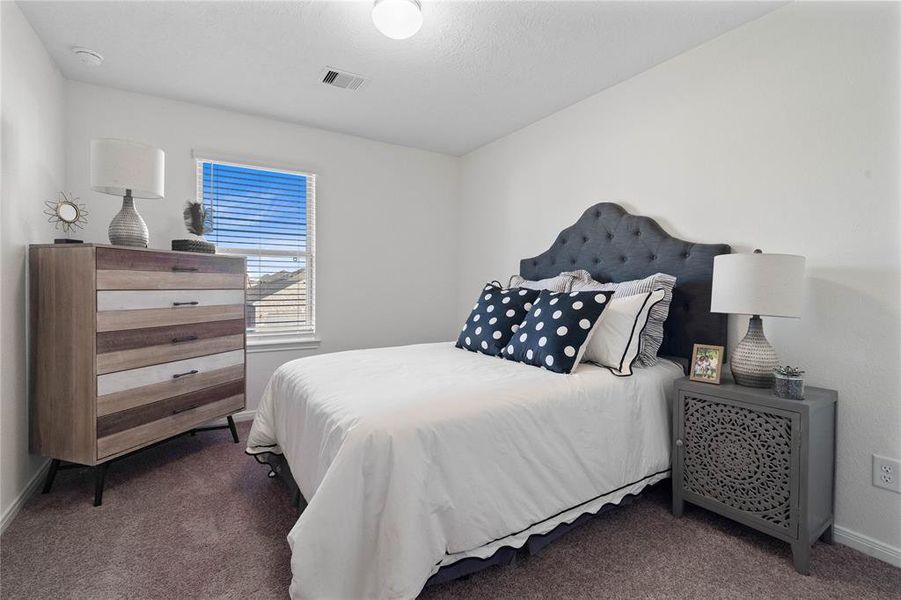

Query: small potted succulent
[172,200,216,254]
[773,365,805,400]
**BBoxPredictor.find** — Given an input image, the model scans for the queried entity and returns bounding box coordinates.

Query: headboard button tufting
[515,202,730,364]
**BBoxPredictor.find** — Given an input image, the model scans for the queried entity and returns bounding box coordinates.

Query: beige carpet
[1,422,898,599]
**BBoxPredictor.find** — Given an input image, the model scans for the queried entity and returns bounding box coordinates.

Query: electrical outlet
[872,455,901,493]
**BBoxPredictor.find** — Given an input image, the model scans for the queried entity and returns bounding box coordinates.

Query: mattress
[247,342,682,599]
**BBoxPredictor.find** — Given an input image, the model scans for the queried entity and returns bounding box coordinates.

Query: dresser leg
[791,542,811,575]
[93,463,110,507]
[227,416,239,444]
[672,495,684,518]
[42,459,61,494]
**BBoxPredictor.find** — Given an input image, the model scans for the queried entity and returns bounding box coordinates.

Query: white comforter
[247,342,681,600]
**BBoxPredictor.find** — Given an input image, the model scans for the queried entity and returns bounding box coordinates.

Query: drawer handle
[172,369,199,379]
[171,335,198,344]
[172,404,200,415]
[675,439,684,447]
[173,301,199,307]
[172,266,199,272]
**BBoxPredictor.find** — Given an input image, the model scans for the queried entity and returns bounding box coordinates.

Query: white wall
[0,2,67,526]
[459,2,900,557]
[64,81,461,410]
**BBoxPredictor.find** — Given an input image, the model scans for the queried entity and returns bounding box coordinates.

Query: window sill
[246,334,321,354]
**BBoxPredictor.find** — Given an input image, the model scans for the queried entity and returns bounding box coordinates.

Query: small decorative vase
[108,194,149,247]
[172,236,216,254]
[730,316,778,387]
[774,372,805,400]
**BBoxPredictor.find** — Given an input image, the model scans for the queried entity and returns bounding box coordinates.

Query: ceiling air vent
[321,67,367,91]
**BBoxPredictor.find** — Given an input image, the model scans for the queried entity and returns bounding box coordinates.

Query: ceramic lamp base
[108,194,149,248]
[731,316,778,387]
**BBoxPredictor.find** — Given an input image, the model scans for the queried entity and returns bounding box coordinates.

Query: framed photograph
[690,343,725,384]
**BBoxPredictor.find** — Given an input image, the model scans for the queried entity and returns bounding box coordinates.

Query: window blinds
[197,159,315,336]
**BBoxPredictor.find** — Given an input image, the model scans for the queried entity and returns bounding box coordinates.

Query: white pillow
[582,289,666,376]
[571,272,677,367]
[507,273,578,292]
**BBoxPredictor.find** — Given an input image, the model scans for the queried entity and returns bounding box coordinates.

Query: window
[196,157,316,348]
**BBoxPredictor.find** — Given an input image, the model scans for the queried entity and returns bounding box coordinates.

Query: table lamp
[90,138,165,247]
[711,250,806,387]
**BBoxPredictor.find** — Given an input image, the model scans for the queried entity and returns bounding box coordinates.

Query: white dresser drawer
[96,349,245,396]
[97,289,244,311]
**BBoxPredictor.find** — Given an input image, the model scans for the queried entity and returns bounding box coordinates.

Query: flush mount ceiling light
[72,46,104,66]
[372,0,423,40]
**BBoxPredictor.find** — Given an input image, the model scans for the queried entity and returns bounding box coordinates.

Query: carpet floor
[1,421,898,599]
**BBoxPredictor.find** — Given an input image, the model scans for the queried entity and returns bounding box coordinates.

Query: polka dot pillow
[456,284,541,356]
[503,289,615,373]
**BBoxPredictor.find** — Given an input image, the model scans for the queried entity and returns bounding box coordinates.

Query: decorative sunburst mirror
[44,192,88,234]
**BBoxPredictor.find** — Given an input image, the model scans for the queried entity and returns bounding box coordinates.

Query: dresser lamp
[711,250,806,387]
[90,138,165,247]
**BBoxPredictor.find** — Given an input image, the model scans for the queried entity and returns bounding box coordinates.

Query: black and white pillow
[456,284,540,356]
[503,290,615,373]
[582,289,667,376]
[571,272,677,367]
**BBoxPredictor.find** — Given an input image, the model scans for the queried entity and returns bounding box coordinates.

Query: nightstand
[672,376,837,574]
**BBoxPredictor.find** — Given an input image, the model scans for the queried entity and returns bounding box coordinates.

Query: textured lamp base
[731,316,778,388]
[108,194,149,248]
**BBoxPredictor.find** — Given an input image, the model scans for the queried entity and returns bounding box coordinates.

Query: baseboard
[0,459,51,535]
[231,409,257,423]
[834,525,901,567]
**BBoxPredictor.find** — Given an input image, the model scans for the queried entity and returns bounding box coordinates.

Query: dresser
[672,377,836,575]
[29,244,246,505]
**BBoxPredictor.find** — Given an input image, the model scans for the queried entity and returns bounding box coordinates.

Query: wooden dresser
[29,244,246,505]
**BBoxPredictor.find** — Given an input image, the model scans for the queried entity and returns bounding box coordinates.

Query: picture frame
[689,343,725,384]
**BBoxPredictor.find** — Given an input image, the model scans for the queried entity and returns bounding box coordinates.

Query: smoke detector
[72,47,104,67]
[320,67,367,91]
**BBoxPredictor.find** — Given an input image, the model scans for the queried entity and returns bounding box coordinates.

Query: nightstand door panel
[676,392,800,540]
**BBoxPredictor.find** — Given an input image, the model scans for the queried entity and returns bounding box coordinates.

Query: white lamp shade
[91,138,165,199]
[711,253,806,318]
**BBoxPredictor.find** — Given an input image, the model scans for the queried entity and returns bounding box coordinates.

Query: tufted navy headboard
[520,203,731,362]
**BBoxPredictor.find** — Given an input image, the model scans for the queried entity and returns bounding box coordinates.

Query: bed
[246,203,730,599]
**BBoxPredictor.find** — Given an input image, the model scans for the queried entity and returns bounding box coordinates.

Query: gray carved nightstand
[672,376,837,574]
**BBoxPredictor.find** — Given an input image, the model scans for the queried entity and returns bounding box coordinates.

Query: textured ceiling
[19,1,784,155]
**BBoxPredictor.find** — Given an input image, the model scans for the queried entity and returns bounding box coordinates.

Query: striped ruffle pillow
[507,272,580,292]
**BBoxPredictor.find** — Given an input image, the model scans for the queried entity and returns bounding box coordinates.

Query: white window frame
[194,151,319,352]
